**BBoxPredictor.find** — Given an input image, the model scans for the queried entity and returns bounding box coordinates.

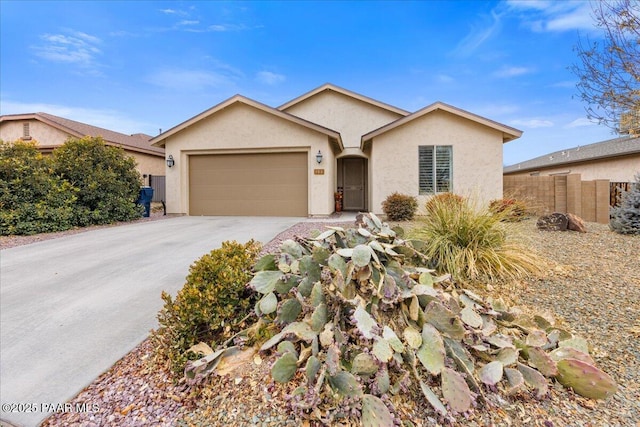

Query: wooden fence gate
[610,181,632,207]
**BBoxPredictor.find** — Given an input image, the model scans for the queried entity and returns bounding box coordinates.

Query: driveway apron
[0,216,301,427]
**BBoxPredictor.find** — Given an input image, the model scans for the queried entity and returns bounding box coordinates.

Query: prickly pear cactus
[184,212,618,425]
[361,394,393,427]
[556,358,617,399]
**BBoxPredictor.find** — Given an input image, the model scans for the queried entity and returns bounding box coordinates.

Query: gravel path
[28,218,640,426]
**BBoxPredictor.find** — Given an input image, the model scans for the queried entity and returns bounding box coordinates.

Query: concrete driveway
[0,216,301,427]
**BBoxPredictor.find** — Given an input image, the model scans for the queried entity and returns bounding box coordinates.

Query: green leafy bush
[610,173,640,234]
[152,240,262,375]
[381,192,418,221]
[0,140,77,235]
[412,195,542,281]
[52,136,142,226]
[489,198,528,222]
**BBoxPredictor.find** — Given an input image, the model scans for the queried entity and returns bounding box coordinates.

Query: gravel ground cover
[19,218,640,426]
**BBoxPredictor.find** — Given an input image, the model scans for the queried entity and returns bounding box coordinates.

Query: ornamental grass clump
[412,196,542,281]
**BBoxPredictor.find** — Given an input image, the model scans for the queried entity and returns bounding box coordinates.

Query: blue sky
[0,0,617,165]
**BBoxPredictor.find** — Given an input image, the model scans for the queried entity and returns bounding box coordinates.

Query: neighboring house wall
[282,90,404,155]
[0,120,69,146]
[0,118,164,179]
[504,155,640,182]
[162,102,336,215]
[131,152,166,176]
[369,110,504,214]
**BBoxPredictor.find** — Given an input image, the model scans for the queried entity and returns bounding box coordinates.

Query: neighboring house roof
[150,94,344,151]
[503,135,640,174]
[361,101,522,148]
[0,112,164,156]
[278,83,411,117]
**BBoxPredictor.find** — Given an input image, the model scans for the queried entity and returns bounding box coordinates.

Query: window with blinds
[419,145,452,194]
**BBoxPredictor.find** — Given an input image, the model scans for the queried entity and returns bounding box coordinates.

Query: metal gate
[149,175,166,202]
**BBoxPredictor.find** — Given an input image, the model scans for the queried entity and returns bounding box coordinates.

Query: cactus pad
[441,367,473,413]
[527,347,558,377]
[354,305,378,339]
[479,361,503,386]
[328,371,363,397]
[556,358,617,400]
[361,394,393,427]
[271,352,298,383]
[416,324,445,375]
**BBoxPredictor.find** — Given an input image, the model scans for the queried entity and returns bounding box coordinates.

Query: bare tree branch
[571,0,640,134]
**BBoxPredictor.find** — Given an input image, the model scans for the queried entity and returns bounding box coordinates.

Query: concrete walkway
[0,216,301,427]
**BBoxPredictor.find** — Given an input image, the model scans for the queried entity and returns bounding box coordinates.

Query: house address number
[314,169,325,175]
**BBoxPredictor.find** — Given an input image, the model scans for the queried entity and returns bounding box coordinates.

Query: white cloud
[146,68,240,91]
[453,10,503,56]
[506,0,595,32]
[550,80,576,89]
[0,100,153,135]
[207,23,248,32]
[472,103,521,117]
[511,118,554,128]
[159,8,188,16]
[256,71,285,85]
[493,66,534,78]
[436,74,454,83]
[177,20,199,26]
[565,117,597,128]
[32,30,102,72]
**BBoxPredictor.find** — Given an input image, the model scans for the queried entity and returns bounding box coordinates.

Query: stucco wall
[130,152,165,177]
[0,120,69,146]
[369,110,504,214]
[504,155,640,182]
[282,90,404,153]
[162,102,336,216]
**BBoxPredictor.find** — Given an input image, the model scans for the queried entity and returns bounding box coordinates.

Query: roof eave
[150,95,344,151]
[278,83,410,116]
[360,102,522,149]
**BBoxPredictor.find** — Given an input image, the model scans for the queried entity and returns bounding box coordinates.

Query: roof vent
[549,155,554,160]
[561,151,566,155]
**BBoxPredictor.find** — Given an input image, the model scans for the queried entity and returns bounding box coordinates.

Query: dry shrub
[382,192,418,221]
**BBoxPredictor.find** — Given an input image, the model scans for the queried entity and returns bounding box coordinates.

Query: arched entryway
[337,157,368,211]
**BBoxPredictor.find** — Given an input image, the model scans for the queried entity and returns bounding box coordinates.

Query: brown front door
[342,158,365,211]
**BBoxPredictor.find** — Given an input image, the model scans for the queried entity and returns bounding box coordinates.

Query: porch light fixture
[166,155,175,168]
[316,150,323,164]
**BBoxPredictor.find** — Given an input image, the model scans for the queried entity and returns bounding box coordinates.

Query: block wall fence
[503,174,610,224]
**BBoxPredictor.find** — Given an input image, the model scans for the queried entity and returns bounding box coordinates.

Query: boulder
[536,213,569,231]
[566,213,587,233]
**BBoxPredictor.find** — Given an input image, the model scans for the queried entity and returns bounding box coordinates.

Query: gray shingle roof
[504,135,640,174]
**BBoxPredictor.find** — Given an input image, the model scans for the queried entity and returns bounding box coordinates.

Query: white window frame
[419,145,452,195]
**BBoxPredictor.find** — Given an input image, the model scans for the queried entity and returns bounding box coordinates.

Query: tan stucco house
[0,112,165,179]
[503,135,640,182]
[151,83,522,217]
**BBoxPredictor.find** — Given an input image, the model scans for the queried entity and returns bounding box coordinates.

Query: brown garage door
[189,152,308,216]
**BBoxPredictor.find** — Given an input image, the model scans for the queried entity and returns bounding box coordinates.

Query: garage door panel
[189,153,308,216]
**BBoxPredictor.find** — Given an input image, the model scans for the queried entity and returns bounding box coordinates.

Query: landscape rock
[536,213,569,231]
[566,213,587,233]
